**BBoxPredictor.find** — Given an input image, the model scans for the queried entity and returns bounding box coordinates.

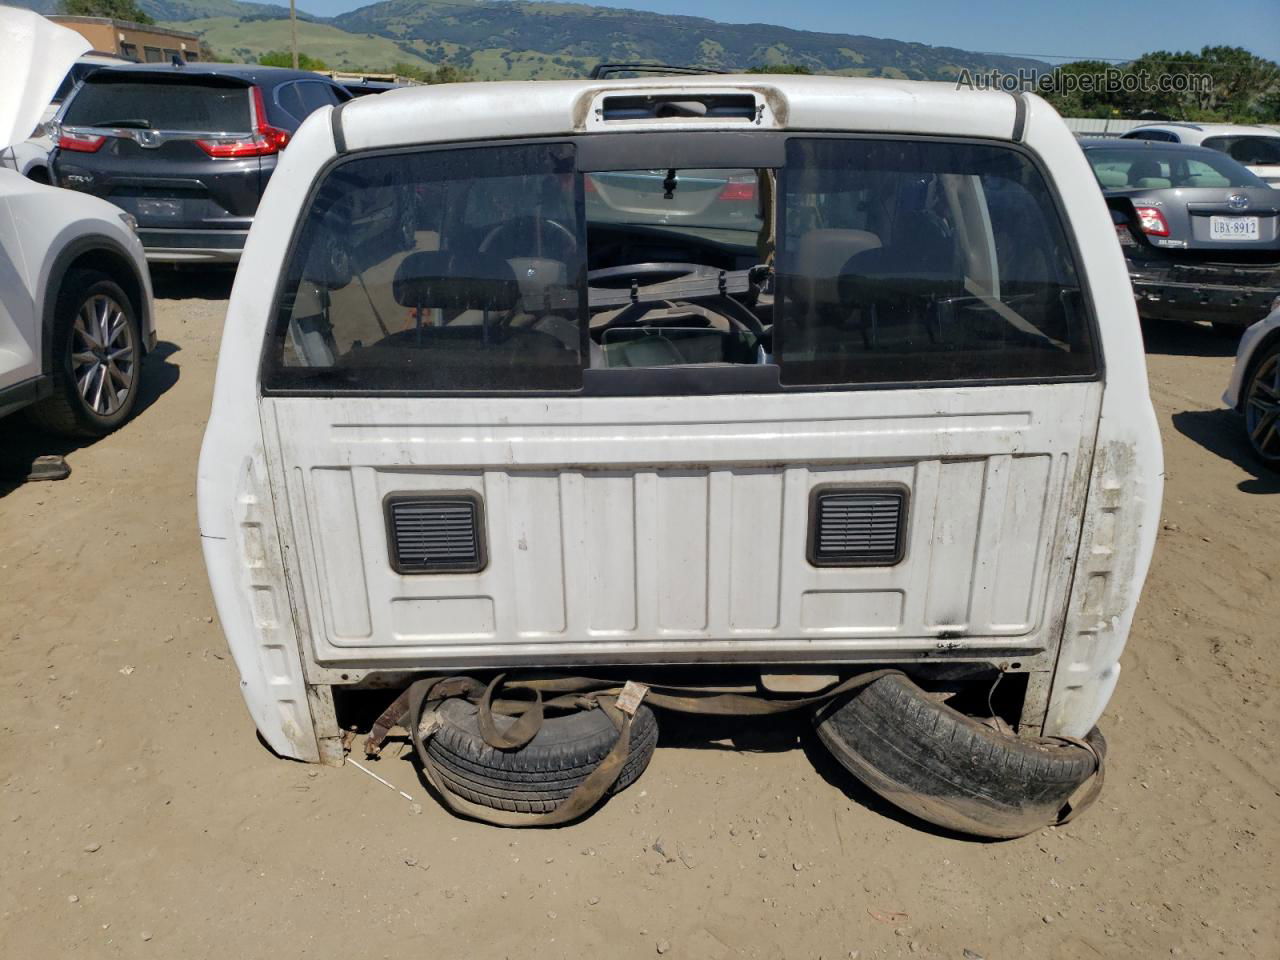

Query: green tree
[430,64,466,84]
[259,50,329,71]
[389,61,468,84]
[747,64,811,74]
[1041,46,1280,123]
[59,0,152,25]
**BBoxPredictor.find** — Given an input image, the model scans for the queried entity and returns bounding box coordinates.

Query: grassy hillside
[16,0,1048,80]
[160,15,435,69]
[330,0,1048,80]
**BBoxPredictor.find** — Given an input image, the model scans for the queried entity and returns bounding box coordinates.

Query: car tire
[424,697,658,814]
[28,270,142,438]
[1242,339,1280,466]
[813,673,1104,839]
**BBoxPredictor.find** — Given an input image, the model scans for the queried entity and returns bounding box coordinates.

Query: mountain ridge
[16,0,1050,80]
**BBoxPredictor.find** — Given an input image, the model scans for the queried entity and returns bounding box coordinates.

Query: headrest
[392,251,519,312]
[1128,159,1164,185]
[1094,168,1128,188]
[793,229,882,278]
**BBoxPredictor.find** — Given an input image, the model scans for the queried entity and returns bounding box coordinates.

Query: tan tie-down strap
[364,671,1105,829]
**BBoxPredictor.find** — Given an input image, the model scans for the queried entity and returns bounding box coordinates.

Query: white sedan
[0,9,154,436]
[1224,302,1280,467]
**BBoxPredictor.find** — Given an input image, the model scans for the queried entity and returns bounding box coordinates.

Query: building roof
[47,15,199,41]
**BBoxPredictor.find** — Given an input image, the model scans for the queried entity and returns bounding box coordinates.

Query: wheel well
[1241,327,1280,411]
[26,166,49,185]
[41,236,151,375]
[61,248,148,348]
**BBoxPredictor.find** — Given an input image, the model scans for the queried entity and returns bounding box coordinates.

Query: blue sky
[302,0,1280,62]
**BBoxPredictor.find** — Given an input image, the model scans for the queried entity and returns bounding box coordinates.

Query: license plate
[137,198,181,218]
[1210,215,1259,240]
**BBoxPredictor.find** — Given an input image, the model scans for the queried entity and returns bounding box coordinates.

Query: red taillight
[58,131,105,153]
[1134,206,1170,237]
[583,174,598,194]
[718,181,757,202]
[196,135,284,158]
[196,85,290,158]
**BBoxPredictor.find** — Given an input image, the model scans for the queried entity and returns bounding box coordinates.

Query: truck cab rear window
[777,138,1096,386]
[262,136,1096,394]
[268,142,586,392]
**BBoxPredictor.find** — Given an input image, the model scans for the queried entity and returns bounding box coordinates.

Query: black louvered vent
[809,489,906,567]
[386,495,485,574]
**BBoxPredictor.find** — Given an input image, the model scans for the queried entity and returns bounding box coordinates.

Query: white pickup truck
[199,72,1163,837]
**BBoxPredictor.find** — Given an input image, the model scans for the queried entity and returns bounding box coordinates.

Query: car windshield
[1086,146,1264,189]
[62,77,253,133]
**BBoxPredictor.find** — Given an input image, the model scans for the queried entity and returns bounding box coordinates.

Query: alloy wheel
[1245,350,1280,463]
[70,293,136,418]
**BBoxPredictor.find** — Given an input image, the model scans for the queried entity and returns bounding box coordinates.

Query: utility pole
[290,0,298,69]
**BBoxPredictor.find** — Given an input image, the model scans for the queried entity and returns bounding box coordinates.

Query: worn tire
[814,674,1104,839]
[27,270,142,437]
[425,698,658,814]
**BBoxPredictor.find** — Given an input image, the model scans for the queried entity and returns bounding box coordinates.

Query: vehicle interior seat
[1127,159,1172,189]
[786,228,883,342]
[1094,167,1129,188]
[835,211,963,350]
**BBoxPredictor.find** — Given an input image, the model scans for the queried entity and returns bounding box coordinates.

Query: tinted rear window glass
[777,138,1096,385]
[63,79,252,132]
[1086,146,1262,189]
[1203,135,1280,166]
[265,142,586,392]
[262,135,1097,395]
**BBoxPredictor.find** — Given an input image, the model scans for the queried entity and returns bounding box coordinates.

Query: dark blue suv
[50,63,350,264]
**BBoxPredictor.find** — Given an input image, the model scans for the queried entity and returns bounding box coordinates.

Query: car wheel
[424,697,658,814]
[813,673,1104,839]
[1243,342,1280,466]
[28,270,142,438]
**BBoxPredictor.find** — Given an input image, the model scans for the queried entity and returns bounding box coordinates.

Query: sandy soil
[1,280,1276,960]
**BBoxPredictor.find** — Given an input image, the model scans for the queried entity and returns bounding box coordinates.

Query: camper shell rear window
[261,133,1098,395]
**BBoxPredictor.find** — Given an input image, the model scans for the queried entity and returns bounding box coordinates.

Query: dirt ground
[1,276,1276,960]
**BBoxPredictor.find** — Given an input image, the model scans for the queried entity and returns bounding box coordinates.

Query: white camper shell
[197,75,1162,781]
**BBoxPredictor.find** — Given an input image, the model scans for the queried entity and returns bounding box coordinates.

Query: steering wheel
[586,262,707,288]
[478,216,578,261]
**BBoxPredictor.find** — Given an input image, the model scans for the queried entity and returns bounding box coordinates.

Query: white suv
[1122,122,1280,186]
[199,73,1163,837]
[1,11,154,436]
